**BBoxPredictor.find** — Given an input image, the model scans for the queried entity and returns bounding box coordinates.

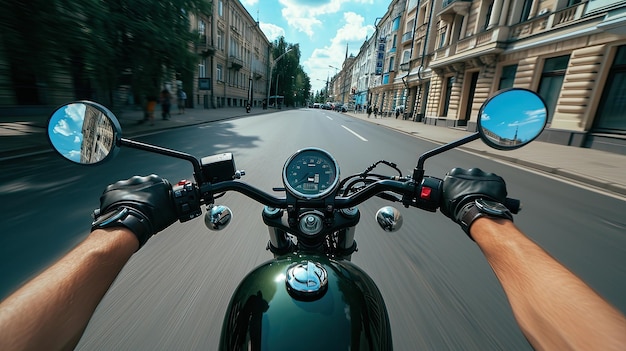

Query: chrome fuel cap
[285,261,328,300]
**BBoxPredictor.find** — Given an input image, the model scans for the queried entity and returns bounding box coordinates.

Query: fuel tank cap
[285,261,328,300]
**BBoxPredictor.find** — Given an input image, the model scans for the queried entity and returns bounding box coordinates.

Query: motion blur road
[1,109,624,350]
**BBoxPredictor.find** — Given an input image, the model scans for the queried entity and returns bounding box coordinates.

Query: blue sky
[240,0,391,92]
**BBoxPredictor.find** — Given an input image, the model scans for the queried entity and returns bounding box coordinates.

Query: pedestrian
[373,106,378,118]
[177,89,187,114]
[146,95,157,126]
[367,105,372,118]
[395,108,400,119]
[160,89,171,120]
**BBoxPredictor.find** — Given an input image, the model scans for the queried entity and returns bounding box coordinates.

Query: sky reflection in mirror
[48,103,86,162]
[480,90,547,144]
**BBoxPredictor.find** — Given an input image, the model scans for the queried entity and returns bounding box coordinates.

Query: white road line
[341,125,368,141]
[326,116,333,120]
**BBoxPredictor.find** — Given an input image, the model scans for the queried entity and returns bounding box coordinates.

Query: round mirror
[47,101,121,164]
[477,88,548,150]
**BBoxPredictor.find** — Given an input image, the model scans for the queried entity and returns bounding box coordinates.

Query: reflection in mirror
[478,89,548,150]
[48,102,117,164]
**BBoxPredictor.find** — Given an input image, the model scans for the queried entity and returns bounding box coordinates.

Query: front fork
[262,206,359,260]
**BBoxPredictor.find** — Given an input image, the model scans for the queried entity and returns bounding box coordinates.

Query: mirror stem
[119,138,205,183]
[412,133,480,181]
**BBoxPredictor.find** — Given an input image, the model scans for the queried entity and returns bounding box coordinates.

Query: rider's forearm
[471,218,626,351]
[0,228,138,351]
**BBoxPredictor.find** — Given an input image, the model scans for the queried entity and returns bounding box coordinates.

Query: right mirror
[478,88,548,150]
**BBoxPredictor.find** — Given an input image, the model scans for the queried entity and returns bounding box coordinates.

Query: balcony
[229,56,244,70]
[432,26,509,66]
[439,0,472,17]
[401,31,413,44]
[509,1,589,40]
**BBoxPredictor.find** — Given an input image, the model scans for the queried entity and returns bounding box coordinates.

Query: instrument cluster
[282,148,339,200]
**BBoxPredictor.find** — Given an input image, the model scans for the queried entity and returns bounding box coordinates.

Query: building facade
[346,0,626,154]
[192,0,271,110]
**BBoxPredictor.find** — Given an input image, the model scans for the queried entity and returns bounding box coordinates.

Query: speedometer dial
[282,148,339,200]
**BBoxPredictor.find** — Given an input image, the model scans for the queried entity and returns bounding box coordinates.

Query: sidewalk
[1,106,625,197]
[344,111,626,198]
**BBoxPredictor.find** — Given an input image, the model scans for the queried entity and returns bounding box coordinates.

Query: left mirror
[47,101,121,164]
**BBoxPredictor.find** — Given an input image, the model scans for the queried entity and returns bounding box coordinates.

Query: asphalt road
[1,109,624,350]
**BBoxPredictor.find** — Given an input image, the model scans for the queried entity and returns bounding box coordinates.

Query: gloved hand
[92,174,177,248]
[440,168,509,235]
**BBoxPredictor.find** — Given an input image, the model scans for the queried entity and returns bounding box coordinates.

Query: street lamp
[267,48,293,109]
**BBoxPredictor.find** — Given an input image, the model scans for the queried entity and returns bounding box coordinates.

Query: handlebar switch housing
[414,176,443,212]
[173,180,202,222]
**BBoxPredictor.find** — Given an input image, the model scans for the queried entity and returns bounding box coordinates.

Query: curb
[346,114,626,198]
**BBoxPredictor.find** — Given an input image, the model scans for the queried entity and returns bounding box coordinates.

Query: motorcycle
[47,88,547,350]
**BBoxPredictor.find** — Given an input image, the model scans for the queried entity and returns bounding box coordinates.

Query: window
[392,16,401,31]
[483,2,494,30]
[538,55,570,123]
[388,57,395,72]
[438,27,447,48]
[198,20,206,37]
[217,30,224,51]
[594,45,626,133]
[198,60,206,78]
[520,0,532,22]
[218,0,223,17]
[217,64,223,82]
[402,50,411,64]
[498,64,518,90]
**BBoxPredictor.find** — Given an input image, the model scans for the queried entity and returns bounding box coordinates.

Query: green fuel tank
[219,253,393,350]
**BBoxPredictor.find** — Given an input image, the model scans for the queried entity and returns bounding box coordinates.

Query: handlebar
[203,178,417,210]
[173,175,521,221]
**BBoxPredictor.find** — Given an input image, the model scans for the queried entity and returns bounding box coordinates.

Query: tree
[270,37,311,107]
[0,0,210,106]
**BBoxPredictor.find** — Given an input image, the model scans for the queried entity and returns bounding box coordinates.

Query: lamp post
[267,48,293,109]
[329,65,342,104]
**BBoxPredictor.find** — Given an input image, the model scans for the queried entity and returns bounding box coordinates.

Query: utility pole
[267,48,293,108]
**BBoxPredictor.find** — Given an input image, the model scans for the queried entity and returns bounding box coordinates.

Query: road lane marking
[326,116,333,120]
[341,125,368,141]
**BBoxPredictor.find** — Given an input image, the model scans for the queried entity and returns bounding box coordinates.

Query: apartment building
[369,0,408,113]
[349,0,626,154]
[193,0,271,109]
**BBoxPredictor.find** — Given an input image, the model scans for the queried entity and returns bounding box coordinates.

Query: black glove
[92,174,177,248]
[441,168,510,235]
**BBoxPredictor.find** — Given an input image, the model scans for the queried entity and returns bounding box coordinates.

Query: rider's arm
[471,218,626,351]
[0,228,138,351]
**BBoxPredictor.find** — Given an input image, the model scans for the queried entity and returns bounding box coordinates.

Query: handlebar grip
[505,197,522,214]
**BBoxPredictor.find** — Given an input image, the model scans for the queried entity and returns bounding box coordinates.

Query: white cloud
[279,0,373,37]
[260,22,286,41]
[65,103,86,124]
[53,119,73,137]
[304,11,374,91]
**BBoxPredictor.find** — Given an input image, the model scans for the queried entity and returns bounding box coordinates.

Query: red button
[420,187,432,199]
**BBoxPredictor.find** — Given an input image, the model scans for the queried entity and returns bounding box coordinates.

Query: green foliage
[1,0,210,106]
[270,37,311,107]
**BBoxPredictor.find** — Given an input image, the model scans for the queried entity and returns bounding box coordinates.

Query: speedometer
[282,148,340,200]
